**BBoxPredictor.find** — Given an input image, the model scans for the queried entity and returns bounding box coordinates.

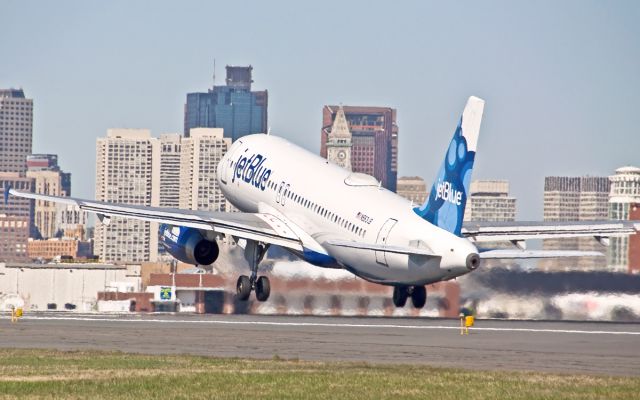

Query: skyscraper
[0,88,33,173]
[608,166,640,272]
[321,105,398,191]
[94,129,160,263]
[0,89,35,260]
[542,176,610,270]
[179,128,231,211]
[26,154,72,239]
[184,65,268,141]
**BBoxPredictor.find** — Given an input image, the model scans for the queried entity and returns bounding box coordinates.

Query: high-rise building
[184,65,268,141]
[179,128,231,211]
[325,106,352,170]
[396,176,428,205]
[94,129,160,263]
[542,176,611,270]
[0,173,34,261]
[465,180,516,222]
[321,105,398,192]
[159,133,182,208]
[0,88,33,173]
[608,166,640,272]
[26,154,72,239]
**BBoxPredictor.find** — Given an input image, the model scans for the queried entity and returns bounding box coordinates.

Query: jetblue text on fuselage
[436,180,462,206]
[233,151,272,191]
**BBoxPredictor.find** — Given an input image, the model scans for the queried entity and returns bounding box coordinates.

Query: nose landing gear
[392,285,427,309]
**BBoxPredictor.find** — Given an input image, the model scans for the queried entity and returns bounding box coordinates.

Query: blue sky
[2,1,639,219]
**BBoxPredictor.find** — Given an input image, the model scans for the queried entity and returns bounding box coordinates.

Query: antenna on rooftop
[212,58,216,89]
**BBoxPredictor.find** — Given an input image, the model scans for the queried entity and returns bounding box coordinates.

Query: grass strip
[0,349,638,399]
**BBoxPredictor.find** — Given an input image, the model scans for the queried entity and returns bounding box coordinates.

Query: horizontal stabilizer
[479,249,604,259]
[463,220,640,242]
[326,239,437,256]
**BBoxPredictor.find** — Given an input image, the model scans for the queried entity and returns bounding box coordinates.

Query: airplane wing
[479,249,605,259]
[462,221,640,243]
[8,189,303,251]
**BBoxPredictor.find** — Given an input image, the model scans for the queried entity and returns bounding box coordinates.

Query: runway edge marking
[18,316,640,336]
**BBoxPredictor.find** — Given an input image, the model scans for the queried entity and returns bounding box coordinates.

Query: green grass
[0,349,638,399]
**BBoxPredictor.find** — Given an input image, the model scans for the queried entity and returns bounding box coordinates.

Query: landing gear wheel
[236,275,251,301]
[392,286,408,307]
[255,276,271,302]
[411,285,427,309]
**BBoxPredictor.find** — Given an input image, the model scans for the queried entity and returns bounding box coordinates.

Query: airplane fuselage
[218,134,478,286]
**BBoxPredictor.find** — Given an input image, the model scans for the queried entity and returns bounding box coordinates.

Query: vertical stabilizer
[414,96,485,236]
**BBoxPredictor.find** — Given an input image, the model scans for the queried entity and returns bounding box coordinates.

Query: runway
[2,313,639,376]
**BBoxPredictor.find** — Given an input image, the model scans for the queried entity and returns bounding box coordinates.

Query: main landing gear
[392,285,427,309]
[236,240,271,302]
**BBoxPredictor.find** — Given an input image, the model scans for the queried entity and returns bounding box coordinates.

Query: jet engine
[159,224,219,265]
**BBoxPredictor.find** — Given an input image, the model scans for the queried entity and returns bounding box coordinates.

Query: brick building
[0,173,34,261]
[321,105,398,192]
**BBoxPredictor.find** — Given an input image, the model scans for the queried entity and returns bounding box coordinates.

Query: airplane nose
[466,252,480,270]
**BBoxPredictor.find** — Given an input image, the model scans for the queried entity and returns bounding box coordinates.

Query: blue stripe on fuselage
[303,248,337,267]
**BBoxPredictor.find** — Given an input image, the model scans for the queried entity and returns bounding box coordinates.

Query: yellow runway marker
[459,313,474,335]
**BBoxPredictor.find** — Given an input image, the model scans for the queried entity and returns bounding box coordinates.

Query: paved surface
[1,313,639,376]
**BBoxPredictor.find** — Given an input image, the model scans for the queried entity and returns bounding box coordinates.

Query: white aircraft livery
[8,96,640,307]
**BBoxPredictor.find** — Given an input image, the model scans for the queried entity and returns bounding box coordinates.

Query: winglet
[3,184,11,205]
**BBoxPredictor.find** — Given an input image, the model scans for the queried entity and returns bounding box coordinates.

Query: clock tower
[326,106,352,171]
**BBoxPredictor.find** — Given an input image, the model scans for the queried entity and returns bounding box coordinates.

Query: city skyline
[2,1,639,220]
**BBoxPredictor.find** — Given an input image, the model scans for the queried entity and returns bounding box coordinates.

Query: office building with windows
[465,180,516,222]
[94,129,160,263]
[396,176,428,205]
[26,154,72,239]
[542,176,611,270]
[179,128,231,211]
[0,88,33,173]
[608,166,640,273]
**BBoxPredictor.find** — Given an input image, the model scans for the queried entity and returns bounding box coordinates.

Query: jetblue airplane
[9,96,639,307]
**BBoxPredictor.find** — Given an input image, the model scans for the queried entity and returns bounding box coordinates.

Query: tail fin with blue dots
[414,96,485,236]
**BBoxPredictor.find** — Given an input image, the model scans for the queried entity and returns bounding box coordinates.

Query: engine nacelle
[159,224,219,265]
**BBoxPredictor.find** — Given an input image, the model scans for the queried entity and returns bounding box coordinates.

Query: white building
[396,176,428,205]
[94,129,160,263]
[179,128,231,211]
[56,204,88,240]
[465,180,516,222]
[0,262,141,312]
[608,166,640,271]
